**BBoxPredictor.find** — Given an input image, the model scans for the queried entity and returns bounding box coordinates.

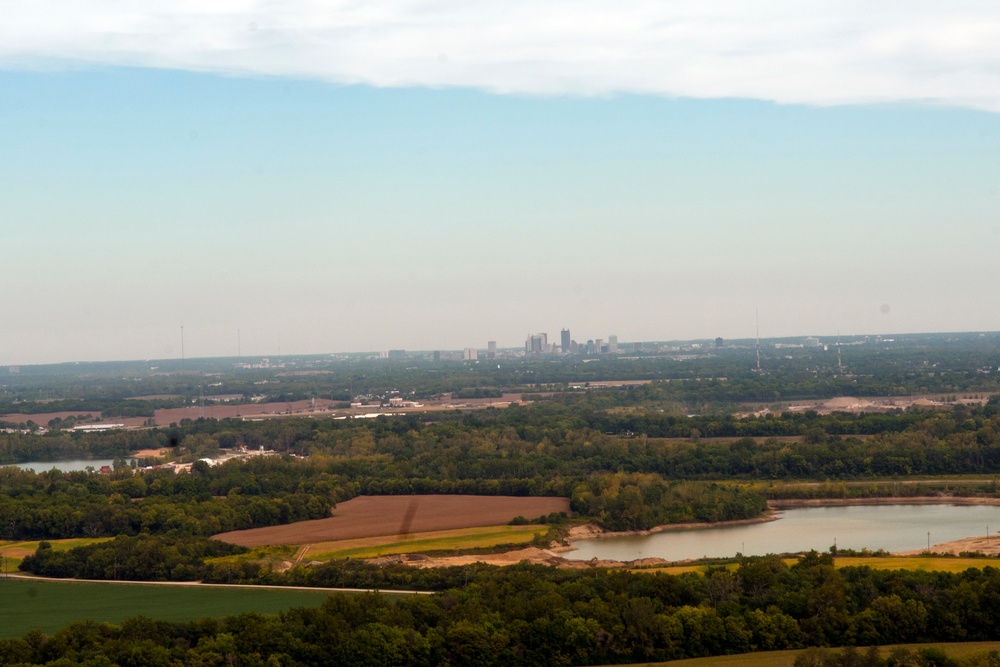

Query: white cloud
[2,0,999,111]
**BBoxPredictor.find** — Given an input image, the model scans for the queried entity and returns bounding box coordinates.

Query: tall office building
[608,335,618,353]
[488,341,497,358]
[525,333,547,354]
[561,329,571,353]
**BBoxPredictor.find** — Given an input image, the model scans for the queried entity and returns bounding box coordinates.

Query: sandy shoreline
[372,495,1000,568]
[558,496,1000,562]
[769,496,1000,508]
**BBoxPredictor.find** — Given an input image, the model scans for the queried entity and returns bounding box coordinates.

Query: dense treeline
[6,399,1000,538]
[10,555,1000,666]
[4,392,999,475]
[20,535,245,581]
[0,458,334,540]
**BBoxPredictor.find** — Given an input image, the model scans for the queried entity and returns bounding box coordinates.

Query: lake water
[4,459,128,472]
[567,505,1000,562]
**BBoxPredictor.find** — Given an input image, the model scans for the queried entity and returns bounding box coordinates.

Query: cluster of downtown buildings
[524,330,618,356]
[380,329,622,362]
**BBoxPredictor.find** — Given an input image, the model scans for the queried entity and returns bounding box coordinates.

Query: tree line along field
[9,556,1000,665]
[2,347,1000,663]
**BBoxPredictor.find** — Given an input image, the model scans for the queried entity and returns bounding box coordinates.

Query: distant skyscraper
[464,348,478,361]
[488,341,497,358]
[526,333,546,354]
[561,329,571,353]
[433,350,441,362]
[595,338,603,354]
[715,337,724,348]
[608,335,618,353]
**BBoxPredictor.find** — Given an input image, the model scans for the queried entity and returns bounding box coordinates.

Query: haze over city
[2,1,999,365]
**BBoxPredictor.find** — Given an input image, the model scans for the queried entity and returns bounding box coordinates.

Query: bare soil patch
[894,535,1000,556]
[153,399,340,424]
[213,495,570,547]
[132,448,171,459]
[0,412,99,425]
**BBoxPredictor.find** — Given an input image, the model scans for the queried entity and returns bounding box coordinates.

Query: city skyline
[1,325,982,368]
[2,3,998,365]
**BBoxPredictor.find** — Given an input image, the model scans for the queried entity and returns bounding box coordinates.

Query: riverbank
[770,496,1000,508]
[561,512,780,544]
[370,497,1000,568]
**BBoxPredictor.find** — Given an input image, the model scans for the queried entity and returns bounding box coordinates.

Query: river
[567,504,1000,561]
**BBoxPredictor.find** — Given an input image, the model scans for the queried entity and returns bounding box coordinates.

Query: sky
[2,1,999,364]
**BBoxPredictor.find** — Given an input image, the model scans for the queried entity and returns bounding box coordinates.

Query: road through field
[3,572,432,595]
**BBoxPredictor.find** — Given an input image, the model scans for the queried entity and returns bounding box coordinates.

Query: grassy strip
[593,642,1000,667]
[304,525,549,561]
[0,579,336,639]
[0,538,111,571]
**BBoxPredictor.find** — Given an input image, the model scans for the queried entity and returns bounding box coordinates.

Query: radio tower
[755,309,761,372]
[837,332,842,371]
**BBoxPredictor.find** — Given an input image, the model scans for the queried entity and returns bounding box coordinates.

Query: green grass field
[0,579,339,638]
[594,642,1000,667]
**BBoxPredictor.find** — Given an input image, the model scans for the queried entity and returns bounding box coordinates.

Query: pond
[3,459,133,473]
[566,504,1000,562]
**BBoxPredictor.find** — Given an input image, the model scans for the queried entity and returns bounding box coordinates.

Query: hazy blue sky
[2,2,999,364]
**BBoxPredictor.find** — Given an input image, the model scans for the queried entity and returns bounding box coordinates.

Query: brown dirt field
[153,398,340,424]
[0,412,150,428]
[132,448,171,458]
[213,495,570,547]
[0,412,100,425]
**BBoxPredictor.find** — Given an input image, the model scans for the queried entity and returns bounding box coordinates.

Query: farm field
[0,579,337,639]
[600,642,1000,667]
[213,494,570,547]
[301,524,549,561]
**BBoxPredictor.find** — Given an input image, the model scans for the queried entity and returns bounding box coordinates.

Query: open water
[567,504,1000,561]
[4,459,129,472]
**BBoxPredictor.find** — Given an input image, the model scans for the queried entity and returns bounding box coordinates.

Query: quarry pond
[567,504,1000,562]
[6,458,128,472]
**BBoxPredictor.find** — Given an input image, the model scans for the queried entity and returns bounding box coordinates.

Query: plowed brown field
[213,495,570,547]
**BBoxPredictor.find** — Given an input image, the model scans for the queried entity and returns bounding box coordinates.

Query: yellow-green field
[303,524,549,561]
[833,556,999,572]
[639,556,998,576]
[0,538,111,571]
[593,642,1000,667]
